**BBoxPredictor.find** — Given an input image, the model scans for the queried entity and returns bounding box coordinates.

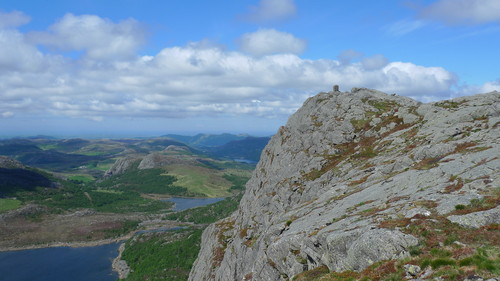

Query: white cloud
[27,13,145,60]
[419,0,500,25]
[243,0,296,22]
[0,14,469,124]
[0,29,45,72]
[479,79,500,92]
[458,79,500,96]
[380,62,457,99]
[0,10,30,28]
[0,42,459,120]
[238,29,306,56]
[362,55,389,70]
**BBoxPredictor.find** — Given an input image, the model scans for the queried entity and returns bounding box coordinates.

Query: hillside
[189,88,499,280]
[0,136,254,250]
[0,156,55,195]
[209,137,271,162]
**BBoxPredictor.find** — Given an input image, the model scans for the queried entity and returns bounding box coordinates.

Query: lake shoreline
[112,242,130,279]
[0,232,133,253]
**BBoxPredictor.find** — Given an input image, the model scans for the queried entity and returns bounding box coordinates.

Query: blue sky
[1,0,499,138]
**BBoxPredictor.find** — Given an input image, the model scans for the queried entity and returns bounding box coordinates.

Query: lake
[0,243,120,281]
[0,197,225,280]
[164,197,225,211]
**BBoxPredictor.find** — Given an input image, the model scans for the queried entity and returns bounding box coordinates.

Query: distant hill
[163,133,249,148]
[55,138,91,152]
[0,142,42,156]
[0,157,55,195]
[133,138,192,152]
[17,150,102,171]
[210,137,270,162]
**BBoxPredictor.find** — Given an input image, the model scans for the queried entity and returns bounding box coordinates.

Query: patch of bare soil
[0,208,180,251]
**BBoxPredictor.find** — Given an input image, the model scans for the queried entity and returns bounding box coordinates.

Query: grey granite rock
[104,156,140,177]
[138,152,198,169]
[189,89,500,281]
[448,206,500,228]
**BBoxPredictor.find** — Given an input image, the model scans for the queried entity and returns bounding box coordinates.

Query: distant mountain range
[163,133,250,148]
[163,133,271,162]
[0,133,271,173]
[208,137,270,162]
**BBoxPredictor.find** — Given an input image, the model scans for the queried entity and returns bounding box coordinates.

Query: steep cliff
[189,88,499,281]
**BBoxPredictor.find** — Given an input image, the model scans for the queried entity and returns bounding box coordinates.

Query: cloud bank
[0,12,497,124]
[27,13,145,60]
[0,10,30,28]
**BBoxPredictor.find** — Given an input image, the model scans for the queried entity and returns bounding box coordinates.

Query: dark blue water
[0,198,223,280]
[164,197,225,211]
[0,243,120,281]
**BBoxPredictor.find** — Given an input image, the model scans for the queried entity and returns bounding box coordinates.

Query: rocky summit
[189,88,499,280]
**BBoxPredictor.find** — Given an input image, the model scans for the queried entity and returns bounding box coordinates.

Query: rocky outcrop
[105,152,200,177]
[189,88,499,280]
[447,206,500,229]
[104,156,140,177]
[112,243,130,279]
[0,204,48,221]
[0,156,25,169]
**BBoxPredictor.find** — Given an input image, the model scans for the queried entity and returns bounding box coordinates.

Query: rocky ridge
[104,153,199,177]
[189,88,499,280]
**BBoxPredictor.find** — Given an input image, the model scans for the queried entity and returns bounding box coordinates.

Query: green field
[165,165,233,197]
[0,198,22,213]
[67,174,95,183]
[37,144,58,150]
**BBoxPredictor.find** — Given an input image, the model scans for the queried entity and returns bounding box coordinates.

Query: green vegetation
[37,144,58,150]
[367,99,398,112]
[125,194,244,280]
[122,228,203,281]
[16,186,172,213]
[223,173,250,191]
[67,174,94,183]
[164,165,231,197]
[351,119,371,132]
[98,164,203,197]
[165,195,242,224]
[0,198,22,213]
[0,135,258,281]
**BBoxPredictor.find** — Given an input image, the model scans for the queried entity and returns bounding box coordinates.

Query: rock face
[104,156,140,177]
[189,88,500,281]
